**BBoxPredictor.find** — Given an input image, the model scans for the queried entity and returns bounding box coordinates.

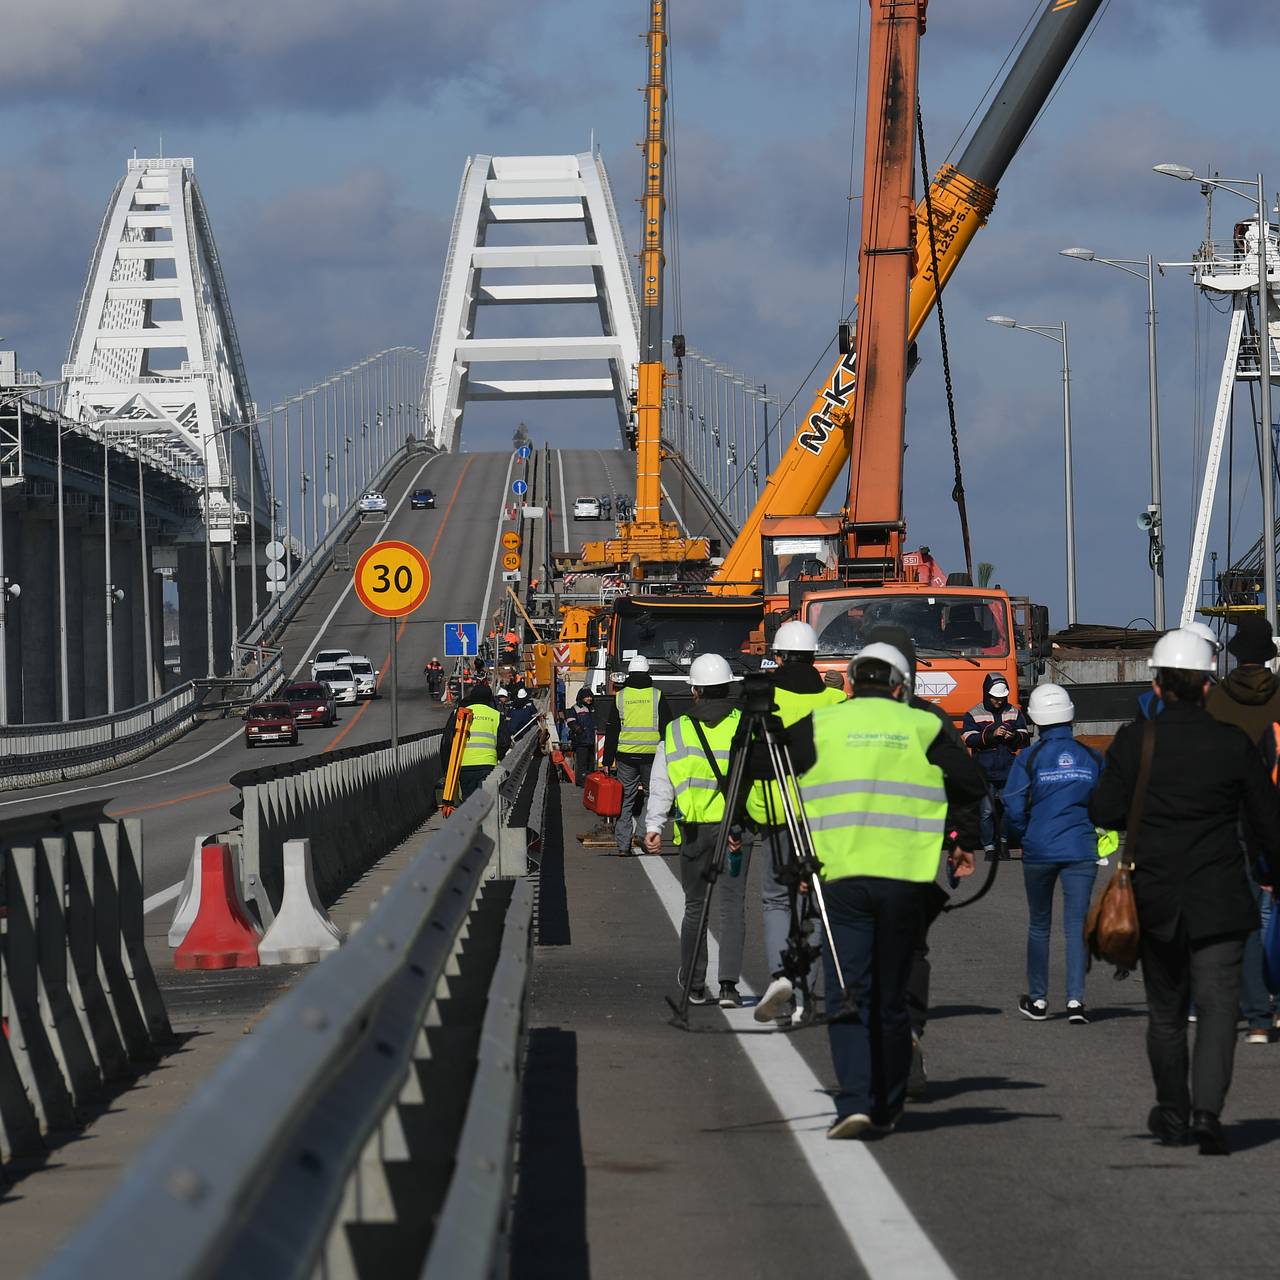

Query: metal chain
[916,103,974,582]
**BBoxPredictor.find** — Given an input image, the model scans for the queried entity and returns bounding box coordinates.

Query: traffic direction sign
[512,479,528,496]
[501,531,521,551]
[443,622,479,657]
[353,540,431,618]
[516,445,532,460]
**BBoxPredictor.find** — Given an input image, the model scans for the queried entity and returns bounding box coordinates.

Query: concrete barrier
[173,845,262,971]
[258,839,342,965]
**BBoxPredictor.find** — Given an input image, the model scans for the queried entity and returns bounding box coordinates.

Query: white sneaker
[753,975,795,1023]
[827,1113,872,1140]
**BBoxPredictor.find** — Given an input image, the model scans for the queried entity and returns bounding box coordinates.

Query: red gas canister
[583,771,623,819]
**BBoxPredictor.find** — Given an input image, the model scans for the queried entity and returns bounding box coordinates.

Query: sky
[0,0,1277,631]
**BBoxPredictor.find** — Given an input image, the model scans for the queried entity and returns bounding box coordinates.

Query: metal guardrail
[0,652,285,790]
[231,727,444,926]
[43,734,548,1280]
[0,804,173,1165]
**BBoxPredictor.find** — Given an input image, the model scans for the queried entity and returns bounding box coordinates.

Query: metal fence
[0,804,173,1164]
[43,734,548,1280]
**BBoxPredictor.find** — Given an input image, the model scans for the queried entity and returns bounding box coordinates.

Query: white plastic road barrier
[167,837,208,947]
[258,839,343,965]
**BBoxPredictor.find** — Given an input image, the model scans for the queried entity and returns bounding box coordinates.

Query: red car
[282,681,338,727]
[244,701,299,747]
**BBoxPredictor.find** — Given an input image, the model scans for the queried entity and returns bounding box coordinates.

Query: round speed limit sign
[353,540,432,618]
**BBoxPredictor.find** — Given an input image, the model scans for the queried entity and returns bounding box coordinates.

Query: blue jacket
[1001,724,1104,863]
[961,673,1031,783]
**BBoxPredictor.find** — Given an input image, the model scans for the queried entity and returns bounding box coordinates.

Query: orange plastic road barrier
[441,707,473,816]
[174,844,261,970]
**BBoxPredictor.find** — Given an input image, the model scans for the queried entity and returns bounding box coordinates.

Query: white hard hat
[1148,627,1216,673]
[848,643,911,687]
[1183,621,1223,653]
[496,686,510,697]
[516,687,529,700]
[688,653,736,688]
[628,654,651,673]
[773,620,818,654]
[1027,682,1075,727]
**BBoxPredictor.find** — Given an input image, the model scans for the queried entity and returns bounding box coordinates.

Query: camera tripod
[667,674,852,1028]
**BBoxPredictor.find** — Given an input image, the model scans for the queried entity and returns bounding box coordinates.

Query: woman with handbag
[1089,629,1280,1156]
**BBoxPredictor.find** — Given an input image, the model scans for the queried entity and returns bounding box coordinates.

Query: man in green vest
[603,655,672,856]
[789,642,985,1139]
[440,683,512,801]
[643,653,742,1006]
[747,620,847,1021]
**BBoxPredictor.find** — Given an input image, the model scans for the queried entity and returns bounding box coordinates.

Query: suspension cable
[917,102,974,581]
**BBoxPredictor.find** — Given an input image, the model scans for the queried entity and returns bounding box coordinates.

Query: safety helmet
[848,643,910,688]
[688,653,736,688]
[496,686,510,698]
[1148,627,1216,673]
[628,654,651,673]
[516,687,529,700]
[772,620,818,654]
[1183,621,1223,653]
[1027,682,1075,727]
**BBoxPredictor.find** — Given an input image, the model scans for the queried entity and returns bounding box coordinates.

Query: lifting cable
[916,102,974,582]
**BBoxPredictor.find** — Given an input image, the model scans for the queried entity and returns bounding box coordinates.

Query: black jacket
[1088,700,1280,941]
[602,674,673,767]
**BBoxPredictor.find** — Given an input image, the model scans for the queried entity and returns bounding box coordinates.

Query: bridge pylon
[423,151,640,452]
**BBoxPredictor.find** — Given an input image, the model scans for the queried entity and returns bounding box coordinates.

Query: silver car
[313,663,358,704]
[345,656,378,698]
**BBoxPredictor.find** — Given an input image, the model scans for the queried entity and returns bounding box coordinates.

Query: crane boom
[712,0,1105,591]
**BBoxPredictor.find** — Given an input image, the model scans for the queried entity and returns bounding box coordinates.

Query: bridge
[1,136,1277,1280]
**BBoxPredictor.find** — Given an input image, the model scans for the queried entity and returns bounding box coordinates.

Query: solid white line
[143,881,183,916]
[636,856,957,1280]
[0,454,446,813]
[556,449,570,553]
[477,452,518,636]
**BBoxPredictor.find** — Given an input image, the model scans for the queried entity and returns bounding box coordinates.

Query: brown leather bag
[1085,719,1155,973]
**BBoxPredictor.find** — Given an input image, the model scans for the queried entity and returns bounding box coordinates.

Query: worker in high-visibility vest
[746,620,846,1022]
[642,653,742,1007]
[440,684,511,801]
[787,643,985,1141]
[603,655,672,856]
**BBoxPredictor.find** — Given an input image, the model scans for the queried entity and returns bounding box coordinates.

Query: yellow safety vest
[745,682,845,825]
[799,697,947,883]
[460,703,501,767]
[663,710,741,844]
[616,686,661,754]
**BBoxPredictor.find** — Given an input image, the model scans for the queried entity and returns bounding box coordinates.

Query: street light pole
[56,420,69,719]
[1258,173,1276,632]
[136,439,154,699]
[103,429,116,714]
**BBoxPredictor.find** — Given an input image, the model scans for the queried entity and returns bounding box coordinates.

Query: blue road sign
[512,479,528,496]
[443,621,479,657]
[516,445,532,460]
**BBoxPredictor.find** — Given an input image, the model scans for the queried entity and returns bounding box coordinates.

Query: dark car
[411,488,436,509]
[282,681,337,727]
[244,701,299,747]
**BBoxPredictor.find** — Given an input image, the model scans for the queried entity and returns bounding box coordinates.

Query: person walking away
[747,621,846,1022]
[1205,614,1280,1043]
[440,683,511,801]
[962,674,1030,855]
[643,654,743,1006]
[864,623,983,1098]
[1002,684,1104,1024]
[571,688,598,787]
[603,656,672,857]
[789,644,986,1139]
[1089,628,1280,1155]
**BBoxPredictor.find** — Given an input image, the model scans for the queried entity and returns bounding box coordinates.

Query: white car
[359,491,388,514]
[313,663,359,704]
[311,647,353,680]
[573,496,602,521]
[345,655,378,698]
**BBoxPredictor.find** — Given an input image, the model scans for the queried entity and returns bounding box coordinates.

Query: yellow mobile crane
[580,0,709,571]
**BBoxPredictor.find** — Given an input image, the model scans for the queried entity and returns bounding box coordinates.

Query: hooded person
[603,655,673,855]
[505,685,540,741]
[962,672,1031,853]
[571,687,598,787]
[440,681,512,801]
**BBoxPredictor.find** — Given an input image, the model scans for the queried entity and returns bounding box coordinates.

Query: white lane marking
[0,454,446,813]
[556,449,570,553]
[661,481,692,536]
[143,881,183,916]
[477,452,518,635]
[637,855,957,1280]
[289,453,444,678]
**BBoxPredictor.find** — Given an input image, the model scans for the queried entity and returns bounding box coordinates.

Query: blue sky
[0,0,1276,629]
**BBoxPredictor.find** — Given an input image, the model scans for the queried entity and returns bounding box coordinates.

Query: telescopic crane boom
[712,0,1105,591]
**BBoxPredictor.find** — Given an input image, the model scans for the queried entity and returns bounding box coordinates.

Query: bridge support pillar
[126,539,152,703]
[63,522,86,720]
[177,543,232,679]
[113,533,138,711]
[19,518,58,722]
[81,531,108,718]
[1,506,21,721]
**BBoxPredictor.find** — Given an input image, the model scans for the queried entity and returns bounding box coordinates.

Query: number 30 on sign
[353,540,432,618]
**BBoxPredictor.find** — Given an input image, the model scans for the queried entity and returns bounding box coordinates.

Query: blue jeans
[1023,859,1098,1004]
[1239,874,1273,1029]
[822,877,924,1123]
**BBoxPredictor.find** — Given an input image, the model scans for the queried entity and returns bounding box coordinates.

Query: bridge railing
[44,733,547,1280]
